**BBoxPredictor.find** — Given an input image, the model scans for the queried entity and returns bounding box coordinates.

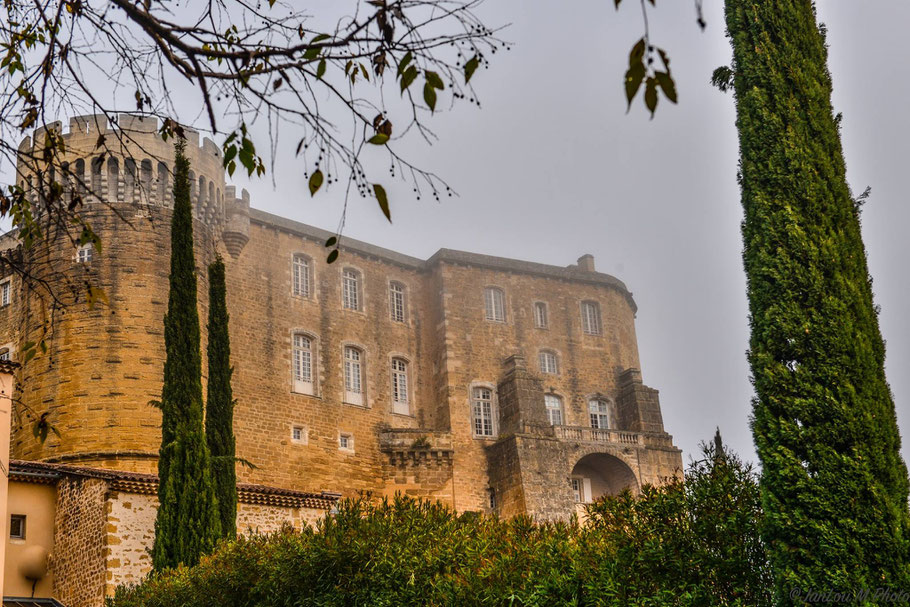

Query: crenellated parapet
[15,114,241,230]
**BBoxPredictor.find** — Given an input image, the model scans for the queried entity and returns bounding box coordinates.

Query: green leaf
[311,33,330,43]
[368,133,390,145]
[655,71,677,103]
[624,62,645,109]
[423,82,437,112]
[309,170,324,196]
[425,70,444,90]
[464,55,480,84]
[304,46,319,61]
[629,37,646,66]
[397,51,413,77]
[325,236,337,248]
[373,184,391,222]
[317,58,326,79]
[644,76,658,116]
[326,249,339,264]
[400,65,418,94]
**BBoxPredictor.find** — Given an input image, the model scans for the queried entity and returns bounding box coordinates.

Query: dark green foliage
[723,0,910,597]
[206,256,237,540]
[152,140,221,570]
[113,440,768,607]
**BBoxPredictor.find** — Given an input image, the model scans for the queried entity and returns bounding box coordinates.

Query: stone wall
[53,476,107,607]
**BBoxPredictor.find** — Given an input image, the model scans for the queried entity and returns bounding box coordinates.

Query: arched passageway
[570,452,638,504]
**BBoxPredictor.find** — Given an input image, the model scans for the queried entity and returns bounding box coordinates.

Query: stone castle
[1,115,682,604]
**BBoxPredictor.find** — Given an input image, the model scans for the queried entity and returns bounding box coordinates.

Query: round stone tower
[10,114,249,473]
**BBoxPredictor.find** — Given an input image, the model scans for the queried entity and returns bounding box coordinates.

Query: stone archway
[570,452,639,504]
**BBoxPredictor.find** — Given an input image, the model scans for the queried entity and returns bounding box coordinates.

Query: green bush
[111,439,769,607]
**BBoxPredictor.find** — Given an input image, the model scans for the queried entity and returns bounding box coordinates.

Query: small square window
[291,425,308,444]
[76,244,94,264]
[339,433,354,452]
[10,514,25,539]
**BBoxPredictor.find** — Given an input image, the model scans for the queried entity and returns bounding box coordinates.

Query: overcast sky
[5,1,907,468]
[222,1,910,467]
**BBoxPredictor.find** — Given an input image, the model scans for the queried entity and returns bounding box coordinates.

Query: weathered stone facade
[3,115,682,527]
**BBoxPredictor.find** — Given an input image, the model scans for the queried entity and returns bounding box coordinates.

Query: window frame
[390,356,410,415]
[588,398,611,429]
[9,514,25,540]
[290,424,308,445]
[533,301,549,329]
[343,345,365,406]
[581,300,603,336]
[291,332,316,395]
[538,350,559,375]
[484,287,506,323]
[388,280,407,323]
[339,432,355,452]
[342,267,363,311]
[544,393,564,426]
[76,243,94,264]
[0,348,10,362]
[1,278,11,307]
[292,253,313,298]
[471,384,497,438]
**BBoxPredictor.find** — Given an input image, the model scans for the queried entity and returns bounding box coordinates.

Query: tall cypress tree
[206,256,237,539]
[153,140,221,570]
[724,0,910,597]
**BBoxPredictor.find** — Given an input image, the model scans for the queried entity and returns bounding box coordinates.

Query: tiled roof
[9,460,339,510]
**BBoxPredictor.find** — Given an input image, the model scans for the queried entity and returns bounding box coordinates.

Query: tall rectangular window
[589,399,610,429]
[389,282,406,323]
[538,351,559,375]
[484,287,505,322]
[472,387,495,437]
[9,514,25,539]
[0,281,9,307]
[533,302,548,329]
[344,346,364,406]
[391,358,409,415]
[342,269,361,310]
[292,334,314,395]
[545,394,563,426]
[581,301,602,335]
[292,254,310,297]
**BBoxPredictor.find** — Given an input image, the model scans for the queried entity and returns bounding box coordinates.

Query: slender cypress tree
[205,256,237,539]
[153,140,221,570]
[724,0,910,597]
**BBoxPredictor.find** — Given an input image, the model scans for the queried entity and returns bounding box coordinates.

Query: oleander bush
[110,439,771,607]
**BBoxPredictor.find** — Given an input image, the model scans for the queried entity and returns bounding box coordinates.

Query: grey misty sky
[6,1,907,467]
[227,0,910,466]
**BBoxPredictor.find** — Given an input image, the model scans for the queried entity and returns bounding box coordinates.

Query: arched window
[391,357,409,415]
[198,176,207,212]
[292,254,311,297]
[107,157,120,200]
[343,346,364,406]
[208,182,215,213]
[292,333,315,395]
[74,158,86,195]
[538,350,559,375]
[484,287,505,322]
[545,394,564,426]
[141,159,153,196]
[157,162,169,204]
[389,281,406,323]
[91,156,103,197]
[581,300,602,335]
[125,158,138,203]
[533,302,548,329]
[471,386,496,437]
[588,398,611,429]
[342,268,361,311]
